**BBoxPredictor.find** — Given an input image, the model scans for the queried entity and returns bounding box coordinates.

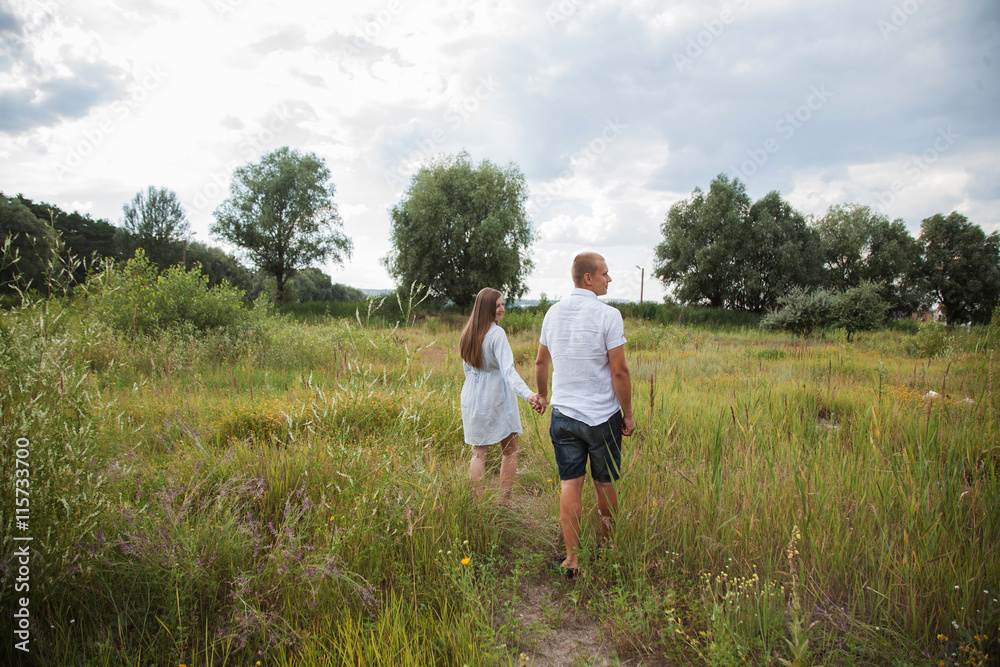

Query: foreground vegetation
[1,288,997,665]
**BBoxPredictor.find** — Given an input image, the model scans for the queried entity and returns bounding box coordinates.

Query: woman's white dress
[461,324,533,446]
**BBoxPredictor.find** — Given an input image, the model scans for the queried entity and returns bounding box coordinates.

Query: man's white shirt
[539,288,627,426]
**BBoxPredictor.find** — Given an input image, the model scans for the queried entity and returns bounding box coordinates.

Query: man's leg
[469,445,489,498]
[560,476,585,569]
[593,480,618,543]
[499,433,518,502]
[587,413,623,544]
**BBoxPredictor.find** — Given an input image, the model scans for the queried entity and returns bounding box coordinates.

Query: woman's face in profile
[495,297,505,323]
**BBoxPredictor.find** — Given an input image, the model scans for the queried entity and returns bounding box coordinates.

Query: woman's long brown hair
[459,287,502,368]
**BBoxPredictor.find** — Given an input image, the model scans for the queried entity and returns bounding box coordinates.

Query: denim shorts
[550,408,623,483]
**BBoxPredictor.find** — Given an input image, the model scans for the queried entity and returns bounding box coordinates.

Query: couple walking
[459,252,636,576]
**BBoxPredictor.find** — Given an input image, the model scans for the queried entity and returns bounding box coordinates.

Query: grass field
[1,296,997,666]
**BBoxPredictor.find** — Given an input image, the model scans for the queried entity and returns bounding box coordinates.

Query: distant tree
[654,174,751,309]
[328,282,366,302]
[14,194,118,282]
[654,175,820,312]
[1,196,57,293]
[184,241,254,293]
[288,267,335,302]
[814,204,920,315]
[382,151,533,309]
[212,147,352,305]
[742,191,822,312]
[120,186,191,269]
[284,268,366,302]
[918,212,1000,324]
[832,280,889,341]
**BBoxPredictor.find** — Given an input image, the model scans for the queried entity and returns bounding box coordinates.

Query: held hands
[528,393,548,415]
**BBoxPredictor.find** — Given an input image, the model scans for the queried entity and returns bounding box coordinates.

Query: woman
[460,287,542,501]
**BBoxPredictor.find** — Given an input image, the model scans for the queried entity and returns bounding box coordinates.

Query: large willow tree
[382,152,534,309]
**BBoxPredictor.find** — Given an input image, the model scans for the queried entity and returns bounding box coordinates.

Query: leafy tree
[328,282,366,302]
[120,186,191,269]
[287,267,365,302]
[814,204,920,315]
[382,151,533,309]
[184,241,254,293]
[832,280,889,341]
[742,191,822,312]
[1,196,57,293]
[13,194,118,282]
[918,212,1000,324]
[654,175,819,312]
[654,174,751,309]
[212,147,352,305]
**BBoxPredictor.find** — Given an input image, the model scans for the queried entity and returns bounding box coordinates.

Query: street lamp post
[635,265,644,305]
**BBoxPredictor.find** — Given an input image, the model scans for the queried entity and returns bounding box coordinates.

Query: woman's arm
[493,327,534,401]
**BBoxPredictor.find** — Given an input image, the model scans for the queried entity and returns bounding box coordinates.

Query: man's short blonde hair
[571,252,604,287]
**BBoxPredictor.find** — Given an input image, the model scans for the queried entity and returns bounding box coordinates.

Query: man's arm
[608,345,636,436]
[534,344,551,414]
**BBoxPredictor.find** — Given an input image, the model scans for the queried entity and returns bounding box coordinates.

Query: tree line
[655,174,1000,325]
[1,148,363,305]
[4,150,999,327]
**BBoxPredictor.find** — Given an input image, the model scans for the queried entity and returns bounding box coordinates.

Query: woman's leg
[499,433,519,502]
[470,445,489,498]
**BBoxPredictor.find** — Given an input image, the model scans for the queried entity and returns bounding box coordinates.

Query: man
[534,252,636,577]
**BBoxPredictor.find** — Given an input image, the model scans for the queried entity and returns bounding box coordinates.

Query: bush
[761,287,835,336]
[832,280,889,341]
[904,322,950,358]
[88,250,257,335]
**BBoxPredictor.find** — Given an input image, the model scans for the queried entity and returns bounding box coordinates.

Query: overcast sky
[1,0,997,302]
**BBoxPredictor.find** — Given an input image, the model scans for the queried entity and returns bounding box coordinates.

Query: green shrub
[832,280,889,341]
[761,287,835,336]
[904,321,958,358]
[497,308,542,336]
[88,250,256,335]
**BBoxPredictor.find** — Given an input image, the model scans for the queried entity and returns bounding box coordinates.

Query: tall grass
[1,294,996,666]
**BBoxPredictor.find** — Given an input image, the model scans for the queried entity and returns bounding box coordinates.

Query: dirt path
[513,576,620,666]
[507,488,623,666]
